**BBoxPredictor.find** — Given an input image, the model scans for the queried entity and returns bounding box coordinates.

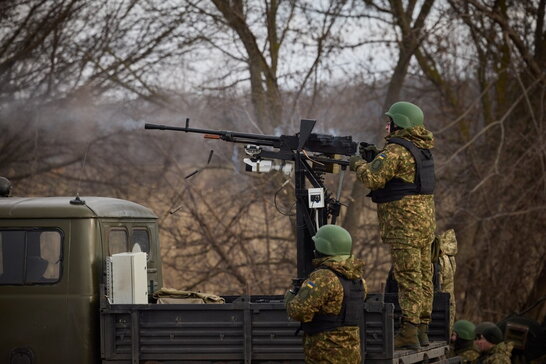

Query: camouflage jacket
[479,341,514,364]
[353,126,436,246]
[285,256,366,364]
[450,341,480,364]
[437,229,457,288]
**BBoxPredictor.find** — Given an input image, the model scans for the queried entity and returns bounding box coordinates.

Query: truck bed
[100,293,451,363]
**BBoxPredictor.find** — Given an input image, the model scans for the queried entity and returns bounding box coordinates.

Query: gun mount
[145,119,357,280]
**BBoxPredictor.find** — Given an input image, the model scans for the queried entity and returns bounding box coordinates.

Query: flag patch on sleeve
[306,281,316,289]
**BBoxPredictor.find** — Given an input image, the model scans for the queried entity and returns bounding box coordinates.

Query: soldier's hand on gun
[349,155,363,171]
[359,142,379,162]
[284,282,300,303]
[289,278,302,295]
[289,285,300,295]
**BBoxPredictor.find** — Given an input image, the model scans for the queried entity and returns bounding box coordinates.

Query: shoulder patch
[306,281,316,289]
[371,158,384,172]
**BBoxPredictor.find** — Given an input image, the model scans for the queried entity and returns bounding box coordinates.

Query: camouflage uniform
[458,346,481,364]
[285,256,367,364]
[479,341,514,364]
[449,342,480,364]
[353,126,435,325]
[436,229,457,332]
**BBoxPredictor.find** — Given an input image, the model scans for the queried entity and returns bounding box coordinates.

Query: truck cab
[0,196,162,364]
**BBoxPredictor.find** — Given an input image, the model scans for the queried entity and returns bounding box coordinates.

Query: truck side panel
[101,297,305,363]
[100,293,450,363]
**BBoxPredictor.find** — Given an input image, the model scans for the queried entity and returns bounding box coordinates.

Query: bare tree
[340,1,438,287]
[343,0,437,233]
[0,0,197,182]
[180,0,367,133]
[414,0,546,322]
[157,170,296,294]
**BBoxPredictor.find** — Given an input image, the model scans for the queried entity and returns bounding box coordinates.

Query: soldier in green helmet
[349,101,436,350]
[285,224,367,364]
[449,320,480,363]
[475,322,514,364]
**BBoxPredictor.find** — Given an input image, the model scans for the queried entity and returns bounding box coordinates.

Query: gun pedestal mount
[145,118,356,280]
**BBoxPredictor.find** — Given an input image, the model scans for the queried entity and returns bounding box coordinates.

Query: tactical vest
[301,266,364,335]
[369,137,435,203]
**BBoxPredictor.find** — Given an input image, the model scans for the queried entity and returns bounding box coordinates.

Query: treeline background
[0,0,544,325]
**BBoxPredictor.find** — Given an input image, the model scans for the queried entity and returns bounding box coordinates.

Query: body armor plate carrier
[369,137,435,203]
[301,266,364,335]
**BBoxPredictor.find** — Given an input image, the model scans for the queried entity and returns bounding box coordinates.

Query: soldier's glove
[289,285,300,295]
[289,278,302,295]
[359,142,379,162]
[349,155,364,171]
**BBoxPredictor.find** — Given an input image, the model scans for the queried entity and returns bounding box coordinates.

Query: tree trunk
[343,0,435,232]
[210,0,282,133]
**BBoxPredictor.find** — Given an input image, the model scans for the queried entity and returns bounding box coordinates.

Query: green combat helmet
[312,224,352,256]
[453,320,476,340]
[476,322,503,344]
[385,101,424,129]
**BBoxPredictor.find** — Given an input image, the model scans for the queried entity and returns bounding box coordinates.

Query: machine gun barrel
[145,123,280,145]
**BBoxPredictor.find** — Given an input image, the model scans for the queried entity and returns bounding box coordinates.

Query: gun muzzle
[144,123,166,130]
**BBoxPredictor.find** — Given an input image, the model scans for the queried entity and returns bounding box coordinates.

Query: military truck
[0,195,452,364]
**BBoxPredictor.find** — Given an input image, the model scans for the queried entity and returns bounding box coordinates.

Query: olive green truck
[0,195,453,364]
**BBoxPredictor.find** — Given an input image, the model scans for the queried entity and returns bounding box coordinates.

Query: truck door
[0,227,66,364]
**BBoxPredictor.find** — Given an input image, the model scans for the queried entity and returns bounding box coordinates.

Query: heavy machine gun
[145,118,356,281]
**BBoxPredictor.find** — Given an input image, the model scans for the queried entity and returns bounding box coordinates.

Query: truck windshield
[0,229,62,285]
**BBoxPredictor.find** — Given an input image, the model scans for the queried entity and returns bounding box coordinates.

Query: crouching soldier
[449,320,480,363]
[475,322,514,364]
[285,225,367,364]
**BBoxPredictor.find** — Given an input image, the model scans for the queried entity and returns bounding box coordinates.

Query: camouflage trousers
[391,240,434,325]
[303,326,361,364]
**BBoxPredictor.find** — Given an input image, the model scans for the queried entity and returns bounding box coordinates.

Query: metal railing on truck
[100,293,451,364]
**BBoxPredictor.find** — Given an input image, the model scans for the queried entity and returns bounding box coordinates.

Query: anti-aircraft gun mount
[145,118,357,280]
[142,119,452,364]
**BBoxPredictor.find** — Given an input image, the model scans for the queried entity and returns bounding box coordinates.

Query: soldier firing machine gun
[145,118,356,284]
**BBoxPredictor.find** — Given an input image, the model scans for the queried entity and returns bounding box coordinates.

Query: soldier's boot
[394,321,421,350]
[417,324,430,346]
